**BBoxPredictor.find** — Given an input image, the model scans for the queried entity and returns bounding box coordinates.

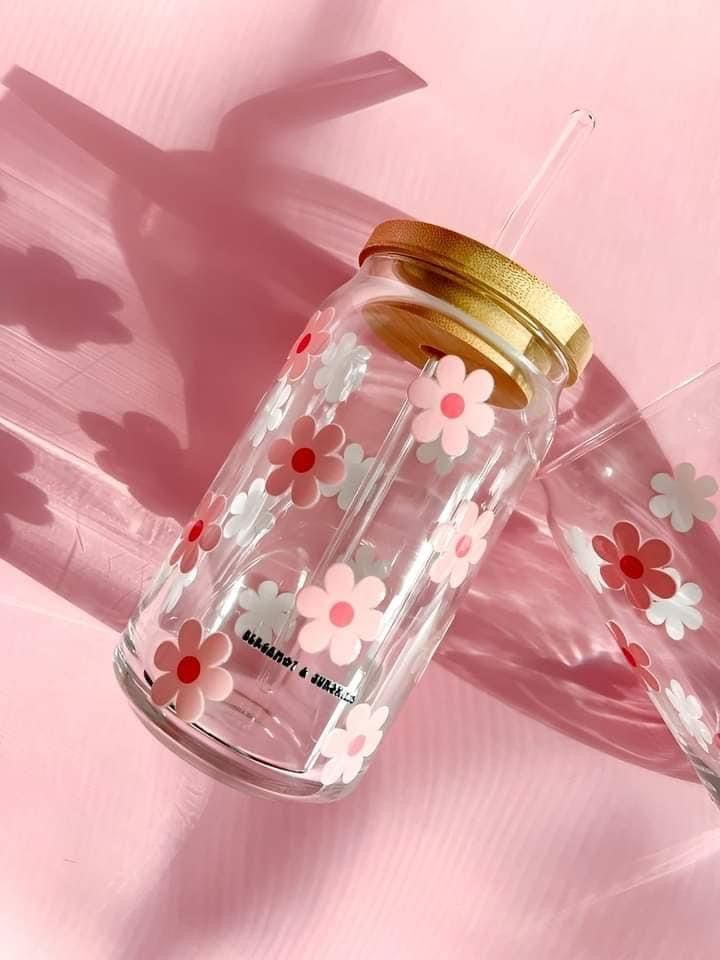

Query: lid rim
[359,219,592,383]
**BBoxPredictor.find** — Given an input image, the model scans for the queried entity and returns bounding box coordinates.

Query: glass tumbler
[114,219,592,801]
[543,363,720,804]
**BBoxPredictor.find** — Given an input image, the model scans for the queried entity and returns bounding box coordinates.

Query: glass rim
[540,358,720,478]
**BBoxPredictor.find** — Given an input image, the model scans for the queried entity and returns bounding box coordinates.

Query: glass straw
[494,108,595,258]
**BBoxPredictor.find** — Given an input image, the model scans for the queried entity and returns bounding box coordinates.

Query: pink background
[2,2,720,957]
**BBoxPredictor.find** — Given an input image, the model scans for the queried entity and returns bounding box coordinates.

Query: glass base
[688,752,720,810]
[113,645,343,802]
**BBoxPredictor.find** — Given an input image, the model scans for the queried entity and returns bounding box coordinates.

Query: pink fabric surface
[2,1,720,956]
[4,559,720,960]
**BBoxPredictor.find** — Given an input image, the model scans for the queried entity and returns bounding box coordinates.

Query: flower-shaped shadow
[0,245,129,350]
[77,411,204,521]
[0,428,53,554]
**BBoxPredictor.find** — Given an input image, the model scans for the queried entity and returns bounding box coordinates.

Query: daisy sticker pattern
[408,354,495,457]
[591,521,676,611]
[318,703,389,786]
[665,679,713,752]
[251,379,292,447]
[151,619,233,722]
[234,580,294,639]
[649,462,718,533]
[266,415,345,509]
[280,309,332,382]
[564,525,605,594]
[296,562,386,665]
[314,332,371,404]
[320,442,376,511]
[429,500,494,588]
[224,477,275,545]
[607,621,659,691]
[646,568,703,640]
[170,492,226,574]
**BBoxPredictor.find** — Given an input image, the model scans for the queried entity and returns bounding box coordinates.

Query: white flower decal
[563,525,605,593]
[251,379,291,447]
[665,679,712,752]
[235,580,294,638]
[319,702,389,785]
[348,544,389,581]
[415,436,468,477]
[224,477,275,544]
[314,332,371,404]
[320,442,375,511]
[649,462,718,533]
[163,567,198,613]
[646,567,703,640]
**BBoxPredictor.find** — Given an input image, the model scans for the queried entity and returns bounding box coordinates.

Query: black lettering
[265,645,276,659]
[282,656,292,668]
[299,666,308,678]
[260,643,270,655]
[243,630,253,643]
[273,649,284,663]
[322,678,332,691]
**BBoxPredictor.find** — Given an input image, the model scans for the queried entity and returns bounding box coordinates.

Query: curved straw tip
[571,107,597,129]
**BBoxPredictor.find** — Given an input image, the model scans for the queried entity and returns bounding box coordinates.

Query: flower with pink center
[150,618,233,722]
[319,702,389,785]
[266,415,346,508]
[429,500,494,588]
[408,354,495,457]
[592,521,676,610]
[279,308,332,381]
[170,492,226,574]
[296,562,386,665]
[607,621,660,691]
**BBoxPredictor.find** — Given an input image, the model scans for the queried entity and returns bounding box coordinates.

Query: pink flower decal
[319,702,389,786]
[607,621,659,691]
[592,521,676,610]
[279,308,332,382]
[408,354,495,457]
[296,562,386,665]
[266,415,345,508]
[429,500,494,587]
[150,618,233,722]
[170,492,226,573]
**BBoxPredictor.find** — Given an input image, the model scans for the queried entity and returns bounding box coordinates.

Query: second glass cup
[543,363,720,804]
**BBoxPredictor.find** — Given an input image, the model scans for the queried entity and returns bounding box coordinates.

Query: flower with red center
[266,415,346,508]
[592,521,676,610]
[318,702,389,786]
[429,500,494,588]
[150,618,233,722]
[296,562,386,665]
[170,492,226,574]
[408,354,495,457]
[607,621,660,691]
[279,308,332,382]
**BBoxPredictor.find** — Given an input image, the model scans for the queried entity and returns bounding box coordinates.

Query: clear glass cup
[114,220,591,801]
[543,363,720,804]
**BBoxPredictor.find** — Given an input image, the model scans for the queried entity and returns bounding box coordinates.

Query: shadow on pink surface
[0,429,52,555]
[0,60,692,782]
[0,244,128,350]
[6,52,419,520]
